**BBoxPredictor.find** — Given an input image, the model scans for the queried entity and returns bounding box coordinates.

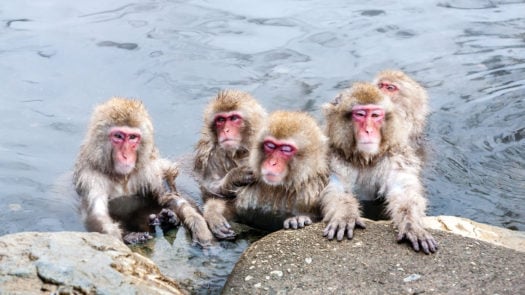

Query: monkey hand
[122,232,153,244]
[226,166,255,187]
[323,212,366,241]
[396,221,438,254]
[283,215,313,229]
[206,213,236,240]
[190,218,215,248]
[149,208,180,231]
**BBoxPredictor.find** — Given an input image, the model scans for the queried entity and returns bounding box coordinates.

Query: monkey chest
[352,171,384,201]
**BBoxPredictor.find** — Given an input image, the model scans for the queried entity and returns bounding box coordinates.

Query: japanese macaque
[194,90,267,239]
[73,97,213,246]
[323,83,438,254]
[203,111,364,238]
[373,70,429,150]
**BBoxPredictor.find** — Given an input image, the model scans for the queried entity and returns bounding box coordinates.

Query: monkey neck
[332,146,385,168]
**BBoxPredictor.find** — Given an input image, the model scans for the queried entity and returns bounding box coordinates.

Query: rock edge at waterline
[0,231,187,295]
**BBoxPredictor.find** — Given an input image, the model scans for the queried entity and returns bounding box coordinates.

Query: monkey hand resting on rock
[73,97,213,246]
[323,82,438,254]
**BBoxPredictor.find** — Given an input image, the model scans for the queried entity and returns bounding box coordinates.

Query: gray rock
[223,219,525,294]
[0,231,186,295]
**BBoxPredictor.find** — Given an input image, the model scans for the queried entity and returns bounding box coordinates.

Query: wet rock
[0,231,186,295]
[223,216,525,294]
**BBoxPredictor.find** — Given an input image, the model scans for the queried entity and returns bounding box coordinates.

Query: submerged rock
[0,231,186,295]
[223,216,525,294]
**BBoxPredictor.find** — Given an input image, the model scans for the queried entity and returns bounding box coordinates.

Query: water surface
[1,0,524,293]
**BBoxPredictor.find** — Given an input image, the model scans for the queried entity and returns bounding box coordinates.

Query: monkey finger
[322,224,331,236]
[336,227,346,241]
[304,217,312,226]
[420,240,431,254]
[323,224,336,240]
[346,224,354,240]
[426,238,438,253]
[221,220,232,229]
[290,218,298,229]
[396,231,406,242]
[409,236,420,252]
[216,229,236,240]
[355,218,366,229]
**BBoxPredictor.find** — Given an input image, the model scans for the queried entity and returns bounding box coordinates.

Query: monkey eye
[353,110,366,118]
[264,141,276,151]
[280,145,295,155]
[230,114,241,122]
[215,116,227,125]
[379,82,398,92]
[111,131,125,141]
[128,133,141,143]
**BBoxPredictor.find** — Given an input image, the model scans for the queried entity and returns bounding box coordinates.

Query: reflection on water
[0,0,524,292]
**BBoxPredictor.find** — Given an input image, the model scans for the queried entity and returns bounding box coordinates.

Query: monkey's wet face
[260,138,296,185]
[214,111,244,151]
[109,126,141,175]
[352,104,384,155]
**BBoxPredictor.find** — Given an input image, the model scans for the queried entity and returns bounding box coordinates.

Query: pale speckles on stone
[403,274,421,283]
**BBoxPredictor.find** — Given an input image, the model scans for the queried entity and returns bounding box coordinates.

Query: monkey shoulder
[193,139,216,170]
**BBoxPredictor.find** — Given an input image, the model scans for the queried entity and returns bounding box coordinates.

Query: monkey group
[73,70,437,254]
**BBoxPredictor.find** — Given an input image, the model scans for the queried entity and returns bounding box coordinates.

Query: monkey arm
[200,165,255,198]
[320,176,366,241]
[203,198,236,239]
[158,158,179,193]
[159,192,214,247]
[384,171,438,254]
[82,191,123,238]
[74,169,123,238]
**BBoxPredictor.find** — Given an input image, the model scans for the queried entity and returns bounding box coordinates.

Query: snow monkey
[373,69,429,151]
[194,89,267,239]
[323,82,438,254]
[73,97,213,246]
[203,110,364,238]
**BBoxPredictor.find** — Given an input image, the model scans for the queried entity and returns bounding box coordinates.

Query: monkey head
[203,90,266,152]
[83,97,155,176]
[374,70,427,107]
[251,111,329,187]
[323,82,409,163]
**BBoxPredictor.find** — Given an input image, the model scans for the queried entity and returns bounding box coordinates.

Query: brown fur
[323,81,437,253]
[194,90,267,199]
[220,111,331,231]
[373,70,429,150]
[73,97,213,246]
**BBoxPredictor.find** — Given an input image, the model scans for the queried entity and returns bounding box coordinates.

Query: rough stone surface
[0,232,186,295]
[424,216,525,252]
[223,217,525,295]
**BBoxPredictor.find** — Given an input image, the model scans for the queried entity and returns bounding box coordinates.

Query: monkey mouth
[220,139,240,149]
[357,142,380,154]
[262,172,283,186]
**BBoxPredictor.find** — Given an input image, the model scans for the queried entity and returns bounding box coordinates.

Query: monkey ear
[330,94,342,106]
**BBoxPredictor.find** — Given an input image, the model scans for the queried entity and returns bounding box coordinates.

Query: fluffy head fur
[251,111,329,188]
[323,82,409,166]
[373,69,429,140]
[201,89,267,151]
[76,97,156,177]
